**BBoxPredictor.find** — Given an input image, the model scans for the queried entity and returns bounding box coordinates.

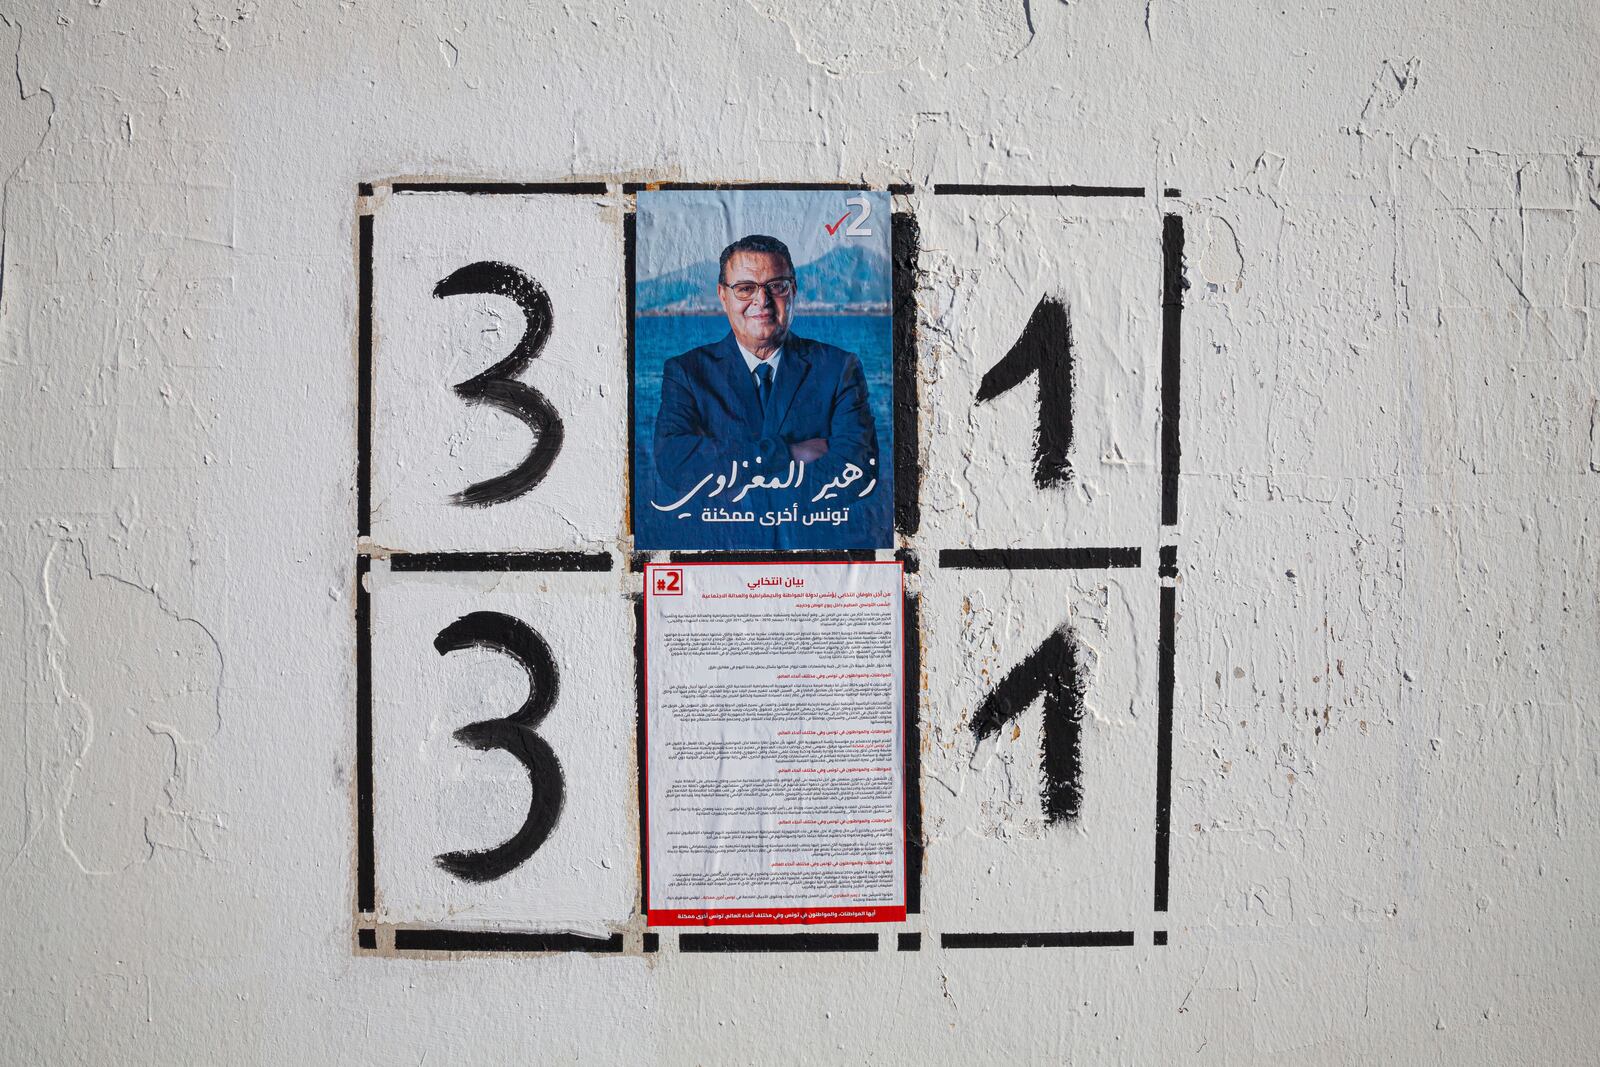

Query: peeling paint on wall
[1,1,1598,1062]
[42,536,224,873]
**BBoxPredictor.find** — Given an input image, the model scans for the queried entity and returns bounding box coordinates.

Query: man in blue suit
[652,235,881,517]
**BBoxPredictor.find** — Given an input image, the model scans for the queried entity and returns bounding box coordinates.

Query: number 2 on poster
[843,194,873,237]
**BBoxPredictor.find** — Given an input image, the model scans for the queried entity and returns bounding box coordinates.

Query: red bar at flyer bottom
[648,906,907,927]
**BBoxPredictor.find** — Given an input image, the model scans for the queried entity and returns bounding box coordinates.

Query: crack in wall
[0,9,55,317]
[745,0,1037,79]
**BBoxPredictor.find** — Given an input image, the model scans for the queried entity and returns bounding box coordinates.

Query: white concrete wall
[2,1,1597,1062]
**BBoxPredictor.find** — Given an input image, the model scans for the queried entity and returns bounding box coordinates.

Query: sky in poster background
[633,190,894,550]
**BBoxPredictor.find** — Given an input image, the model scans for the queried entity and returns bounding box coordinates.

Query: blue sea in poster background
[632,313,894,549]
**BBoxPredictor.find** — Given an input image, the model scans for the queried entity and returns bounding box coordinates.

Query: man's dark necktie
[754,362,773,414]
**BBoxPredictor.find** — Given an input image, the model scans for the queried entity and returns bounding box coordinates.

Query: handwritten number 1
[976,295,1076,488]
[433,611,565,882]
[969,623,1085,825]
[433,261,566,507]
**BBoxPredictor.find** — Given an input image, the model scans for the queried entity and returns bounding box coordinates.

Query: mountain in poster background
[637,244,892,313]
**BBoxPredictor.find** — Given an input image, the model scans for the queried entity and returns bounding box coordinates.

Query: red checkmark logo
[825,211,850,235]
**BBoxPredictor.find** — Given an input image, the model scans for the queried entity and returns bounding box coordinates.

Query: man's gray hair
[718,234,794,284]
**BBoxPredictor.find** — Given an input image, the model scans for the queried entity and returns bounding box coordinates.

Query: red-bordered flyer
[644,561,906,926]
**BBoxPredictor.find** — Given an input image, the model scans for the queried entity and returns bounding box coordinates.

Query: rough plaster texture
[1,1,1598,1063]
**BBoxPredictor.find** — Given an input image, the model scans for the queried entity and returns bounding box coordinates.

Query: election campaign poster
[632,190,894,550]
[644,562,906,926]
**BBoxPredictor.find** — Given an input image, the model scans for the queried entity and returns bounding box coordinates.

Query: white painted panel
[369,565,634,932]
[919,565,1155,931]
[920,196,1161,548]
[370,192,626,552]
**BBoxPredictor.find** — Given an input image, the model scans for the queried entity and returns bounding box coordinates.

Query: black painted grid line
[624,211,637,540]
[355,554,374,914]
[623,181,874,193]
[357,213,373,539]
[666,549,881,565]
[387,551,614,572]
[892,211,922,537]
[632,595,648,916]
[1154,583,1176,912]
[677,932,880,953]
[897,932,922,951]
[933,184,1146,198]
[357,927,376,949]
[1159,544,1178,578]
[391,181,610,195]
[941,931,1135,949]
[903,592,923,915]
[1161,214,1186,526]
[393,929,625,953]
[939,547,1142,570]
[353,181,1187,957]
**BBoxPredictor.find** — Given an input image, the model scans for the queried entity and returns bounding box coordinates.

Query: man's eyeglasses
[721,277,797,302]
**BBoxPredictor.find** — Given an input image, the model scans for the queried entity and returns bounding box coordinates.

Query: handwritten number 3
[433,261,566,507]
[433,611,565,882]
